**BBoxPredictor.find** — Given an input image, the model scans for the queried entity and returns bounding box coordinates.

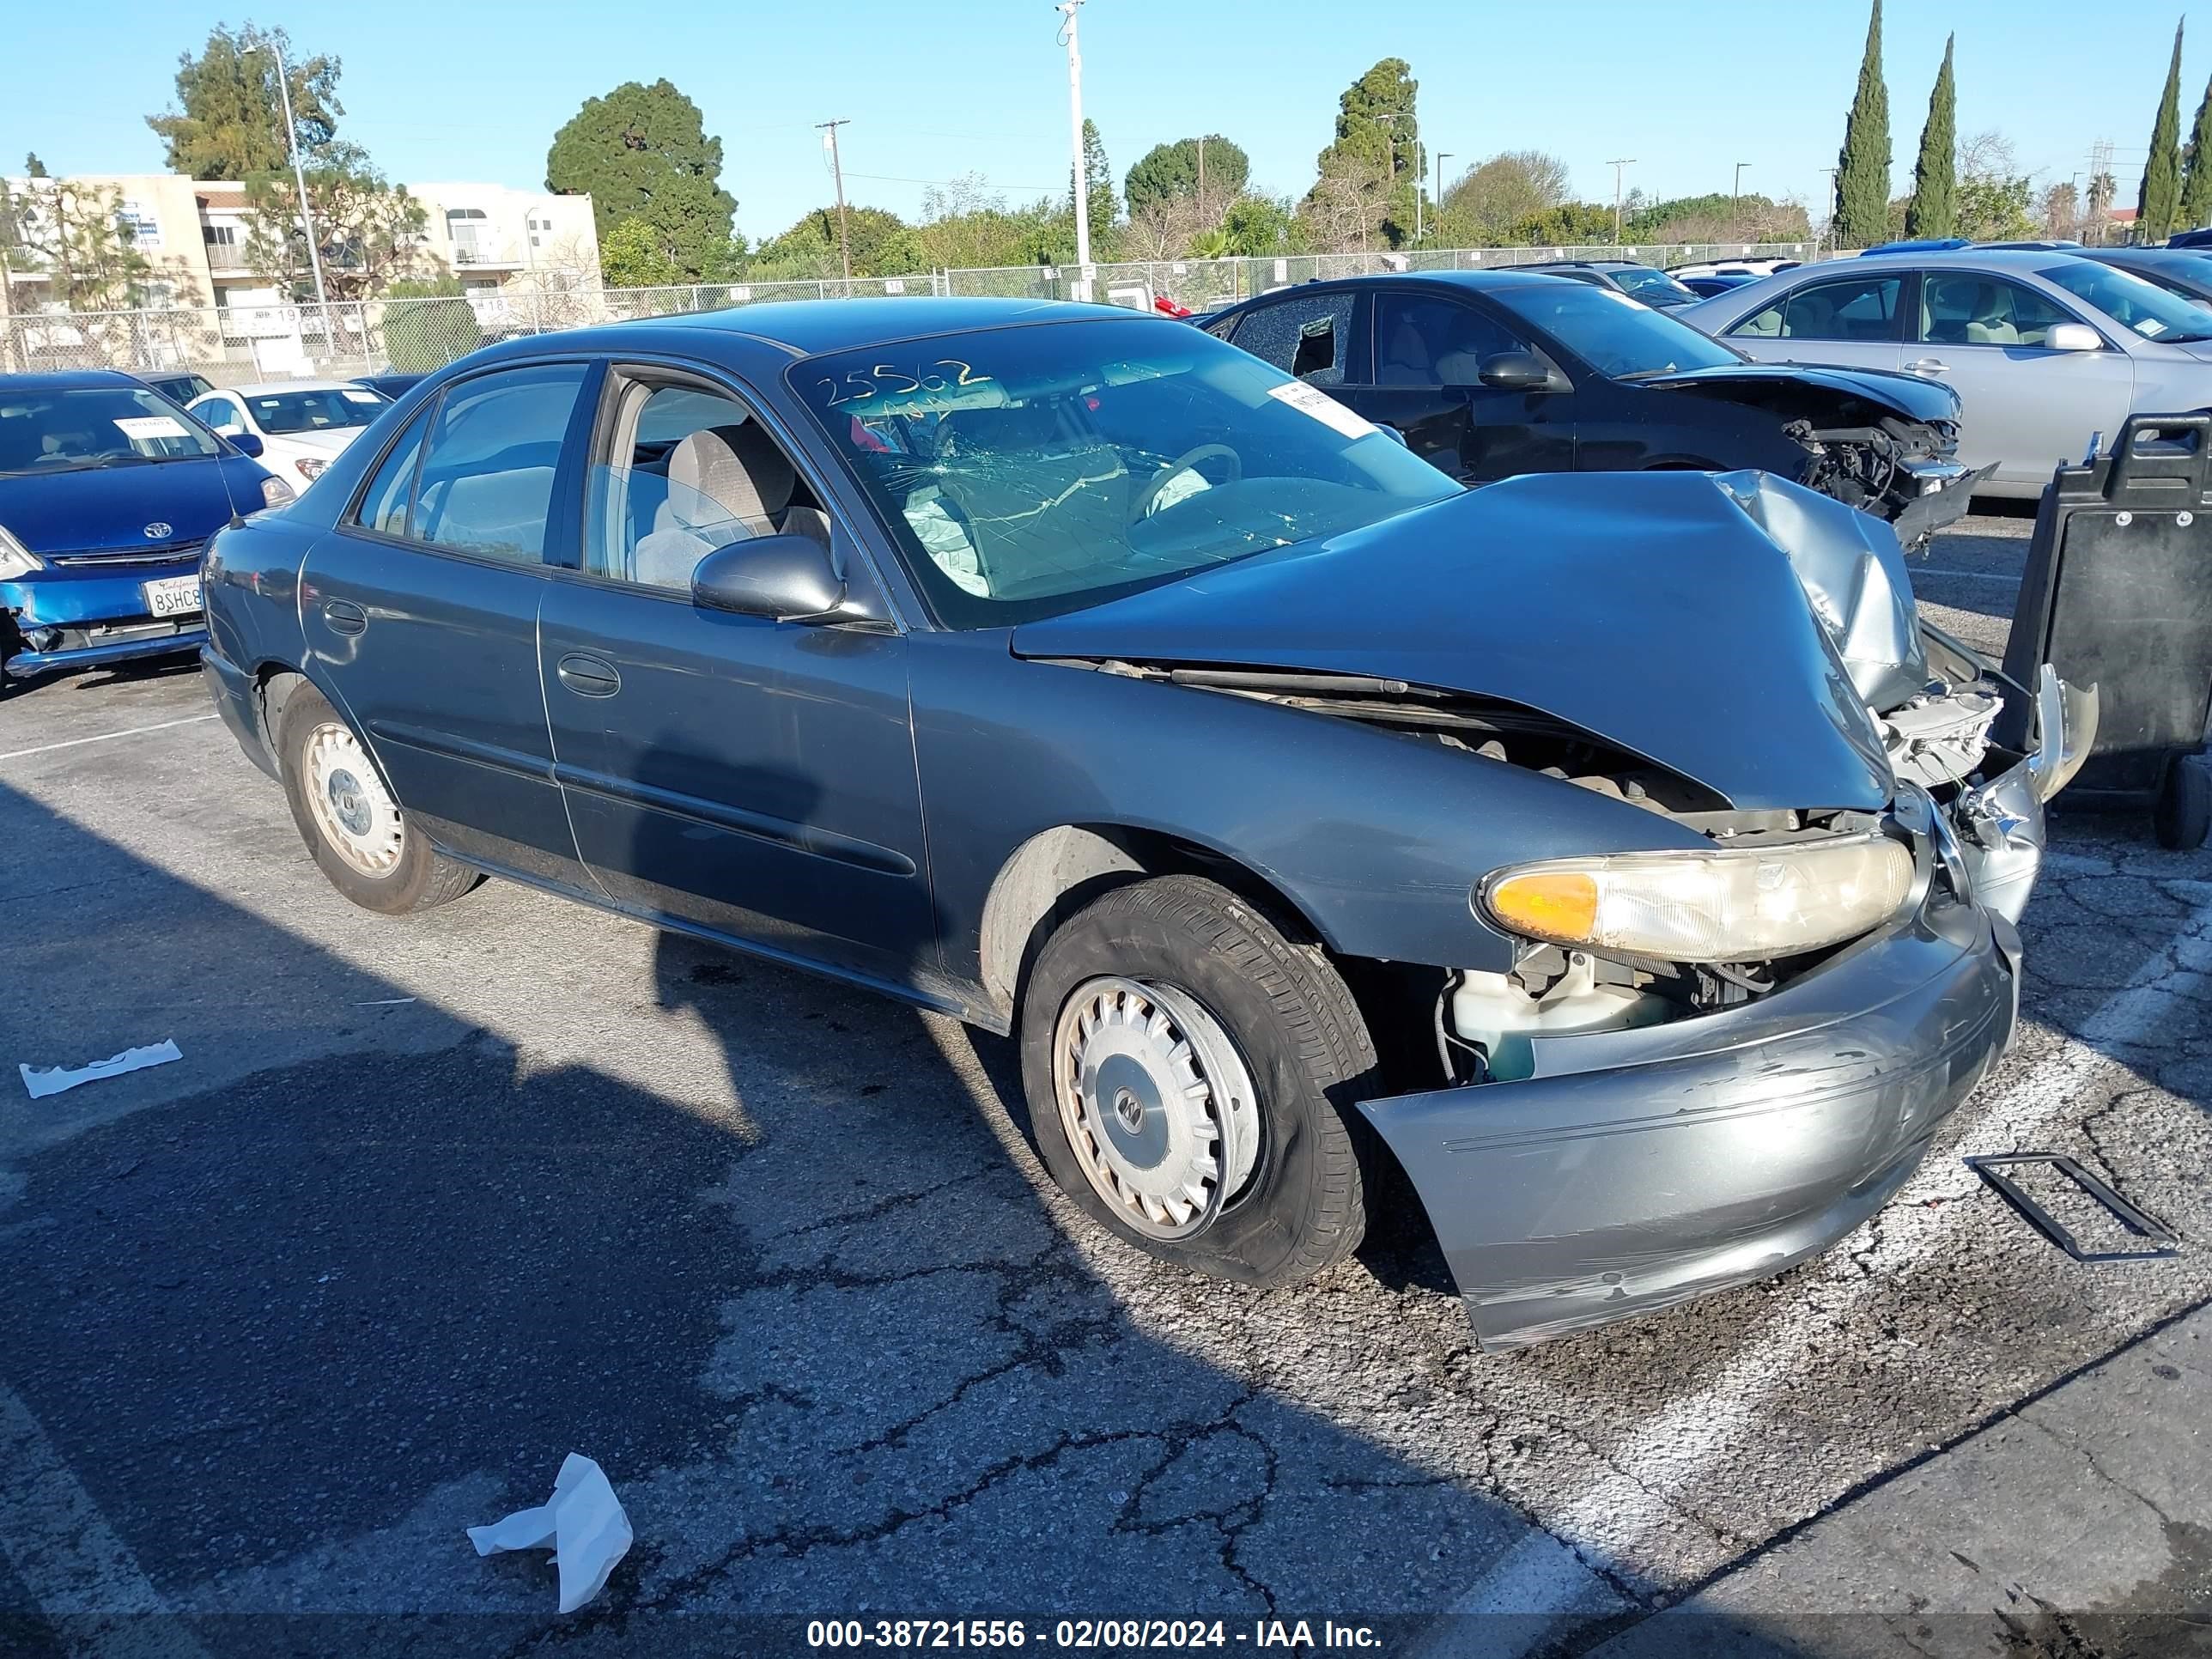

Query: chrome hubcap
[1053,975,1261,1241]
[303,722,404,878]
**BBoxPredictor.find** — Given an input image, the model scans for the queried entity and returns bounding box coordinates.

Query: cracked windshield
[793,319,1459,623]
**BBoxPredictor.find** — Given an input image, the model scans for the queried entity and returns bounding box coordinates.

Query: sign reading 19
[816,360,994,409]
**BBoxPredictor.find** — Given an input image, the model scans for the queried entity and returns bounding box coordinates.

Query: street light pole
[1434,150,1452,226]
[1607,158,1636,244]
[262,39,329,313]
[1055,0,1091,283]
[1732,161,1752,242]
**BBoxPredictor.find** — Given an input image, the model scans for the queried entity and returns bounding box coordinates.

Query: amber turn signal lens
[1486,871,1600,942]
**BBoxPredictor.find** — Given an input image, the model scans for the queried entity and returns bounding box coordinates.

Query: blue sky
[0,1,2179,245]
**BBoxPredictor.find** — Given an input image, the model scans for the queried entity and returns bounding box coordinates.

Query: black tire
[276,683,479,915]
[1018,874,1379,1286]
[2155,757,2211,850]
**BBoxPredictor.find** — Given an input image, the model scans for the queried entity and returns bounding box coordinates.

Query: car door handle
[1907,358,1950,374]
[556,653,622,697]
[323,599,367,635]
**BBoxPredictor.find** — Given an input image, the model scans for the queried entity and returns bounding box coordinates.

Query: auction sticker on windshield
[143,575,202,617]
[112,415,190,441]
[1266,380,1377,441]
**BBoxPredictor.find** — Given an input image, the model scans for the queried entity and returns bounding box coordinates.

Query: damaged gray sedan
[200,301,2094,1347]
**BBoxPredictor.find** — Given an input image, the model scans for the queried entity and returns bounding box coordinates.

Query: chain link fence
[0,245,1810,383]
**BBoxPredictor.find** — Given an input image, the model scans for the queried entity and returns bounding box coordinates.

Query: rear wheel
[276,684,479,914]
[2155,757,2211,850]
[1018,875,1378,1286]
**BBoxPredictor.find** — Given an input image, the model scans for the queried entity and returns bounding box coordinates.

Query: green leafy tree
[1432,150,1571,245]
[1124,136,1249,216]
[146,23,342,179]
[242,147,435,300]
[7,178,154,308]
[1905,34,1957,238]
[24,153,48,178]
[1511,202,1618,245]
[545,79,738,281]
[2183,70,2212,229]
[753,205,923,280]
[380,275,482,371]
[1623,191,1810,242]
[1835,0,1891,246]
[1221,193,1291,255]
[1955,131,2036,242]
[2141,21,2187,240]
[1305,58,1419,247]
[599,216,680,287]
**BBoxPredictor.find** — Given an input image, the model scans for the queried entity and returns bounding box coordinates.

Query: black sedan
[1203,270,1979,541]
[1516,259,1704,308]
[200,299,2085,1346]
[2080,246,2212,307]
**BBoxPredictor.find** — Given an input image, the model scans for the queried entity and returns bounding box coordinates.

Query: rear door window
[1229,291,1358,386]
[1733,276,1904,342]
[408,363,589,564]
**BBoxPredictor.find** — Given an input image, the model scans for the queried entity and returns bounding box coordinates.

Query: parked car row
[162,296,2091,1348]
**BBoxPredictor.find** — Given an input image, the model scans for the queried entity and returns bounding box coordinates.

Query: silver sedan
[1680,250,2212,498]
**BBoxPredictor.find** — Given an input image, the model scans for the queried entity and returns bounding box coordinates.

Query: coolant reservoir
[1450,956,1671,1082]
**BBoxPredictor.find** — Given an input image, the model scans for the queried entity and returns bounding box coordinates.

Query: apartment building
[2,172,600,314]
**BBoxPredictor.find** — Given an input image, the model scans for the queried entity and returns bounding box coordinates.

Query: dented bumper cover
[1359,663,2094,1350]
[1360,900,2018,1348]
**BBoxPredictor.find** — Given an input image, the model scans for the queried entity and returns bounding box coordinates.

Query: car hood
[1634,361,1960,422]
[1012,472,1895,813]
[0,454,264,556]
[273,428,367,456]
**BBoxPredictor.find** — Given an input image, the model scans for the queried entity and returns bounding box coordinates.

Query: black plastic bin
[1996,414,2212,848]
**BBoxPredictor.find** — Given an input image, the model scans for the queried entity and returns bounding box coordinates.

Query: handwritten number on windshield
[817,359,993,408]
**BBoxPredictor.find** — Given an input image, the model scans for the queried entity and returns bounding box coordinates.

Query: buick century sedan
[200,300,2090,1346]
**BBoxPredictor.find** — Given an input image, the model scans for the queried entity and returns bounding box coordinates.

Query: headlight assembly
[261,476,297,507]
[0,522,44,580]
[1480,832,1914,963]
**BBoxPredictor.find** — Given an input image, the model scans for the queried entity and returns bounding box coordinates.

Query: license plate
[143,574,203,618]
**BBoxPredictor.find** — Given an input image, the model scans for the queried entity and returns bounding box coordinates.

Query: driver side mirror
[692,533,879,624]
[228,431,264,458]
[2045,322,2102,352]
[1475,350,1555,392]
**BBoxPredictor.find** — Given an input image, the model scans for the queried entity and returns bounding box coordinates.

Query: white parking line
[1447,889,2212,1620]
[0,1383,212,1656]
[0,714,216,763]
[1912,567,2020,584]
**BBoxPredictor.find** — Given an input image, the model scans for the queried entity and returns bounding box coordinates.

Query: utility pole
[261,39,329,313]
[1607,158,1636,244]
[1197,135,1206,216]
[1732,161,1752,241]
[1816,167,1838,255]
[817,118,853,283]
[1434,151,1451,233]
[1055,1,1091,289]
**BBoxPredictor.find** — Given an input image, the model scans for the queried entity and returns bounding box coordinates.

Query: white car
[187,380,392,493]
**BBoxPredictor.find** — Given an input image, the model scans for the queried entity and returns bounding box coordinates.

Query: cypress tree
[1835,0,1892,246]
[1905,35,1957,238]
[2181,69,2212,230]
[2140,21,2185,240]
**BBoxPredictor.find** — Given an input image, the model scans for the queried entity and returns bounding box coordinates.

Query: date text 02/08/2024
[805,1619,1383,1650]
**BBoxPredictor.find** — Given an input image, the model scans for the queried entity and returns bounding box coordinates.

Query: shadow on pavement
[0,777,1745,1658]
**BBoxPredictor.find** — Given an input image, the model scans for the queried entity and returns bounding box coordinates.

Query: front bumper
[3,561,206,679]
[1889,459,1996,544]
[1360,901,2020,1348]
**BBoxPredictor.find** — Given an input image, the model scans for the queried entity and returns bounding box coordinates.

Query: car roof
[1841,248,2087,272]
[216,379,367,397]
[0,368,147,393]
[617,295,1138,356]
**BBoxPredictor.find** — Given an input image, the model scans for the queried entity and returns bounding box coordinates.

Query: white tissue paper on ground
[20,1040,183,1099]
[466,1452,632,1613]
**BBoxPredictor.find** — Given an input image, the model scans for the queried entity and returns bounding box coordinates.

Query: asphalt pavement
[1,511,2207,1658]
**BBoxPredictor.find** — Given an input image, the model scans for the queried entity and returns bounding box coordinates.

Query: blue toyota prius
[0,369,288,690]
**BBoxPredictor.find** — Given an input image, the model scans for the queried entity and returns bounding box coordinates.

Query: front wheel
[276,684,480,915]
[1018,875,1379,1286]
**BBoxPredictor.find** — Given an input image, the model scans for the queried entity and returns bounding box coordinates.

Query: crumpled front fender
[1951,665,2100,926]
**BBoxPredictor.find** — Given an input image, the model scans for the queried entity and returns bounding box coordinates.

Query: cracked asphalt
[1,509,2207,1657]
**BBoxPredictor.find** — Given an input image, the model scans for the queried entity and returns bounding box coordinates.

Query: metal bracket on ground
[1965,1153,2180,1262]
